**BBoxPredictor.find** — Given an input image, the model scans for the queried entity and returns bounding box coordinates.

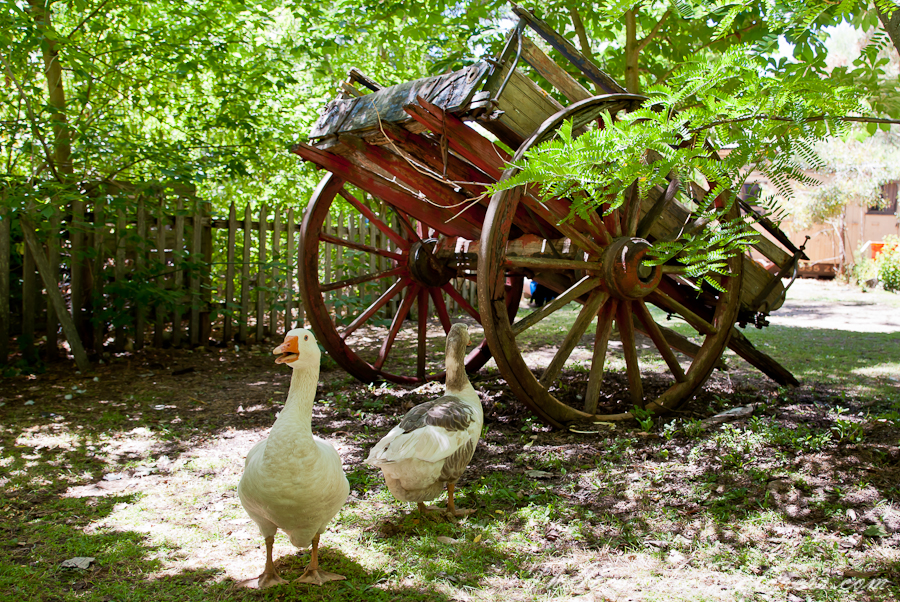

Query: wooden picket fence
[0,184,479,366]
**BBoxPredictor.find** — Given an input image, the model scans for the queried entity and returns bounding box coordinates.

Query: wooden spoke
[374,283,420,371]
[393,208,422,242]
[584,298,618,415]
[616,300,644,409]
[441,283,480,322]
[587,210,613,246]
[539,291,609,388]
[519,194,605,255]
[512,275,601,336]
[637,177,679,240]
[337,187,408,249]
[340,277,408,340]
[647,290,717,335]
[504,256,603,272]
[319,232,403,261]
[429,288,453,334]
[417,288,428,379]
[634,300,686,382]
[320,266,406,293]
[622,180,641,237]
[659,265,687,274]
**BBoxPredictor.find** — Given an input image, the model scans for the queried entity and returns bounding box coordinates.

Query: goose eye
[304,335,309,341]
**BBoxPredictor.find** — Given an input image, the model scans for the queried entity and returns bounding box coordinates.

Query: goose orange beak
[273,335,299,364]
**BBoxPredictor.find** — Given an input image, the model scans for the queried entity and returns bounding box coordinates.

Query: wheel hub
[601,237,662,300]
[409,239,454,287]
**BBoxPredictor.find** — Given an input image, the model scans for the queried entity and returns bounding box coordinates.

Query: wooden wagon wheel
[478,95,743,428]
[299,172,523,385]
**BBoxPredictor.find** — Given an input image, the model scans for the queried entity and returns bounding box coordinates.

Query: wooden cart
[292,8,804,428]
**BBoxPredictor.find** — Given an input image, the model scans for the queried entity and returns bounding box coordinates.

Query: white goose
[238,328,350,587]
[366,323,481,516]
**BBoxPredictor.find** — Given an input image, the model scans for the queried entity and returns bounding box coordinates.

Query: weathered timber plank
[20,216,90,372]
[292,142,480,240]
[239,204,251,343]
[521,36,592,103]
[270,207,281,335]
[0,204,9,363]
[310,62,491,139]
[154,201,166,347]
[728,326,799,386]
[115,208,127,352]
[512,6,626,94]
[481,60,564,145]
[135,199,146,350]
[338,134,487,234]
[190,202,203,346]
[404,99,508,180]
[285,208,294,331]
[224,203,236,342]
[92,200,106,354]
[22,237,37,361]
[173,198,185,346]
[256,204,267,342]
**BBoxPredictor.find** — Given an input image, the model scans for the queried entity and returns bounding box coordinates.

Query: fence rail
[0,188,479,366]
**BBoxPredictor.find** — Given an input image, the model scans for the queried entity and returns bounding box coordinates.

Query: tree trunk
[624,9,640,93]
[28,0,73,358]
[876,3,900,57]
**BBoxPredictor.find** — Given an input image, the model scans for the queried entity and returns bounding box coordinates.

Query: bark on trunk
[624,9,640,93]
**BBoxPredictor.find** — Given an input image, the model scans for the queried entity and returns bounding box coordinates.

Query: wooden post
[239,204,251,343]
[20,216,90,371]
[269,207,281,336]
[172,197,185,346]
[336,208,344,319]
[114,206,127,352]
[154,199,166,347]
[200,201,212,345]
[0,204,9,363]
[135,198,146,350]
[190,200,202,346]
[324,212,332,314]
[285,208,295,331]
[70,195,86,339]
[92,199,105,355]
[224,202,237,343]
[295,209,305,328]
[22,240,37,362]
[45,204,61,359]
[256,204,267,342]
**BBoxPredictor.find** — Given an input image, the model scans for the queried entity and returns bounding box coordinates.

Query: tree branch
[567,5,594,62]
[689,114,900,133]
[636,9,671,53]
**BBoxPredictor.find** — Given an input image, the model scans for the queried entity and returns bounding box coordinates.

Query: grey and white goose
[365,323,481,517]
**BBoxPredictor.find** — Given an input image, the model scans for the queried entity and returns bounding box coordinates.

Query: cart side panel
[310,62,491,140]
[480,62,565,146]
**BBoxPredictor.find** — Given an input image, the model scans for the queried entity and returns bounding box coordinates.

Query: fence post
[45,203,61,360]
[20,215,90,372]
[190,200,202,346]
[135,198,146,350]
[0,204,9,364]
[201,201,212,345]
[270,207,281,337]
[154,199,167,347]
[172,197,185,346]
[22,239,37,362]
[285,207,295,331]
[71,193,86,340]
[224,202,237,343]
[295,210,305,328]
[92,198,105,354]
[114,206,126,352]
[239,203,251,343]
[256,204,267,342]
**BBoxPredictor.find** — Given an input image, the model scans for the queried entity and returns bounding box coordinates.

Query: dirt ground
[1,278,899,601]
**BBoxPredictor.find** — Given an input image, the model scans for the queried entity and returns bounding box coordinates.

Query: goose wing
[366,395,475,465]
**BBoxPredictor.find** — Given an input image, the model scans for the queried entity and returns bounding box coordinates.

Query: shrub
[877,235,900,292]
